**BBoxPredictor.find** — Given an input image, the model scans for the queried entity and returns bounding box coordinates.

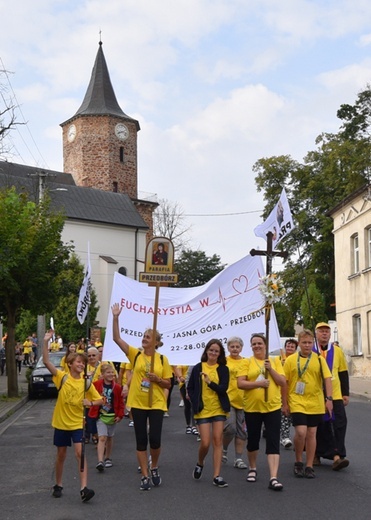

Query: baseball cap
[315,322,330,329]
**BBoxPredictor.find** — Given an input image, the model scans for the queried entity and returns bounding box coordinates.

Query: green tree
[15,254,99,346]
[300,282,327,329]
[51,253,99,343]
[174,249,226,287]
[253,87,371,326]
[0,187,70,397]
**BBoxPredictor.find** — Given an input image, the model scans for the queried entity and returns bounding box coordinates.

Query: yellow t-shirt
[60,355,69,372]
[176,365,188,388]
[126,346,172,411]
[119,362,132,385]
[194,362,226,420]
[284,352,332,414]
[226,357,245,409]
[23,340,32,354]
[51,370,101,430]
[50,341,60,352]
[238,356,285,413]
[320,345,348,400]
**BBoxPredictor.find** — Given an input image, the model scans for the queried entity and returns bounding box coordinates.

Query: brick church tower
[60,41,156,235]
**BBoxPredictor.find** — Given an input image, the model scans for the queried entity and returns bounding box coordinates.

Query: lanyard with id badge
[296,353,312,395]
[141,357,152,393]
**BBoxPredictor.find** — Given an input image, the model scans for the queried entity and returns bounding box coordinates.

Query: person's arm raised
[111,303,130,356]
[43,330,58,376]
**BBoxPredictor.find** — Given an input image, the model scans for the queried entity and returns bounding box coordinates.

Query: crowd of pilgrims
[43,308,349,501]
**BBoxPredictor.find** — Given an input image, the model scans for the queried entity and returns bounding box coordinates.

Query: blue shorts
[196,415,226,425]
[53,428,84,447]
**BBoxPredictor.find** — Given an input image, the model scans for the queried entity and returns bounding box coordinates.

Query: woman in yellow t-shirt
[187,339,230,488]
[237,334,286,491]
[60,342,77,372]
[112,303,172,491]
[222,336,247,469]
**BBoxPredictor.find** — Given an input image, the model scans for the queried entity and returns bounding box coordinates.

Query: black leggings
[179,384,193,425]
[131,408,164,451]
[245,409,281,454]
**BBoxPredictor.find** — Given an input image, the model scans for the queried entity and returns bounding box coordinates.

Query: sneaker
[222,450,228,464]
[294,461,304,478]
[80,487,95,502]
[304,466,315,479]
[179,399,184,407]
[213,476,228,488]
[52,485,63,498]
[96,461,105,472]
[104,458,113,468]
[140,476,151,491]
[281,438,293,449]
[128,420,134,427]
[150,467,162,486]
[186,426,192,434]
[197,435,201,442]
[191,427,199,435]
[234,458,248,469]
[193,463,203,480]
[164,412,170,417]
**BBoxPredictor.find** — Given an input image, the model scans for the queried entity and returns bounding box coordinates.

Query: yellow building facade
[330,185,371,375]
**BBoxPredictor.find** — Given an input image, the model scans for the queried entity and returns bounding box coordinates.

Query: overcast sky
[1,0,371,267]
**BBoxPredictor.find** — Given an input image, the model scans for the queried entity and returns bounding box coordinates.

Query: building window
[352,314,362,355]
[120,146,124,163]
[113,181,118,193]
[367,227,371,268]
[351,233,359,273]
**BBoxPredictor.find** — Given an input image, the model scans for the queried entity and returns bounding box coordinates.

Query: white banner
[76,243,91,325]
[103,255,281,364]
[254,188,295,248]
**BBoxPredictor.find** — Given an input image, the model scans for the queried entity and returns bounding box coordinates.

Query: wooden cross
[250,231,288,400]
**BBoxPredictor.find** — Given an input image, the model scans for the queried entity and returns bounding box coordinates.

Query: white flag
[254,188,295,248]
[76,243,91,325]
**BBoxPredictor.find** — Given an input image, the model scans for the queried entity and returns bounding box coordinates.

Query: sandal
[191,427,199,435]
[268,478,283,491]
[246,469,257,483]
[234,458,248,469]
[92,436,98,445]
[186,426,192,434]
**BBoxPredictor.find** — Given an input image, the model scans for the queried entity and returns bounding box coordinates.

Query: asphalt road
[0,395,370,520]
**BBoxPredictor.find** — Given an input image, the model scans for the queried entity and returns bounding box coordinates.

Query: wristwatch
[326,396,333,401]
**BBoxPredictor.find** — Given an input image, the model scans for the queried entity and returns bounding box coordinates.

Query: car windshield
[36,354,63,368]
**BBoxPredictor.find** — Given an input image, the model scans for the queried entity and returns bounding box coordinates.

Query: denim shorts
[195,415,227,425]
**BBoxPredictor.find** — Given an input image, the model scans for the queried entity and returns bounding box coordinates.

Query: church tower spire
[61,41,140,198]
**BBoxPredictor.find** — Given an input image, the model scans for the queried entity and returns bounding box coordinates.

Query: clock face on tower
[67,124,76,142]
[115,123,129,140]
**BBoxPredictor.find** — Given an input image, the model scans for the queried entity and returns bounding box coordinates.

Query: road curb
[0,395,29,424]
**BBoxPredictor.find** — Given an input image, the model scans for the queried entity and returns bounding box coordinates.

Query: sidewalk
[0,370,370,424]
[0,366,29,424]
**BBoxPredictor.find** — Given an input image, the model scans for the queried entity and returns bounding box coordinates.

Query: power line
[0,57,49,168]
[184,209,262,217]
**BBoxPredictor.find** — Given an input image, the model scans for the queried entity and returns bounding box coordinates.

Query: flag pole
[149,282,160,408]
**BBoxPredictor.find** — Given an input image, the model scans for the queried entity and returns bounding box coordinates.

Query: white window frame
[351,233,359,274]
[352,314,362,355]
